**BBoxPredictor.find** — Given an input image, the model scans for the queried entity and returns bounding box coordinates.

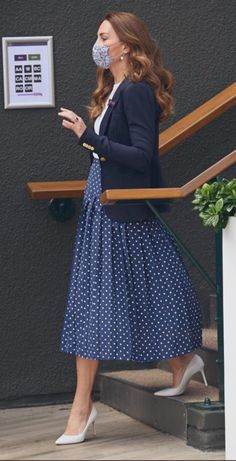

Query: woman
[56,11,207,445]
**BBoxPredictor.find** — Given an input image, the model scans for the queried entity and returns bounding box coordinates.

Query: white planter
[222,215,236,460]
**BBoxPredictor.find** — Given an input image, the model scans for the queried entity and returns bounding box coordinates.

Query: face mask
[92,41,122,69]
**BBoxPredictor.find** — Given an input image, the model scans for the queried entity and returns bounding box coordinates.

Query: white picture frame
[2,36,55,109]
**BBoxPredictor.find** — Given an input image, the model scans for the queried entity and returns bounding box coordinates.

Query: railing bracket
[49,198,76,221]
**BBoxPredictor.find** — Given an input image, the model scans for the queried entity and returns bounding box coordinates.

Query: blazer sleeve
[77,82,158,173]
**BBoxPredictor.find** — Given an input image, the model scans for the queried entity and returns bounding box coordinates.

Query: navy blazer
[78,77,171,222]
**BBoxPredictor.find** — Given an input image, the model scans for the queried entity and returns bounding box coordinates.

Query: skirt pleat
[60,159,202,361]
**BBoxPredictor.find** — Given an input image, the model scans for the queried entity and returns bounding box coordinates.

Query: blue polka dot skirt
[59,158,203,361]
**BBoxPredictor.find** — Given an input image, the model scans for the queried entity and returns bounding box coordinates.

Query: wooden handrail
[99,149,236,205]
[26,82,236,201]
[27,149,236,203]
[159,82,236,155]
[27,180,87,200]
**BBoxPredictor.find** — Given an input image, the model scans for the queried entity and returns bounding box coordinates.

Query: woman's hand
[58,107,87,139]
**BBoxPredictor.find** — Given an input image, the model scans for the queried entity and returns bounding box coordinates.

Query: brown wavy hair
[85,11,175,124]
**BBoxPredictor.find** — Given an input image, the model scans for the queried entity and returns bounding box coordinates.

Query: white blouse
[92,80,123,158]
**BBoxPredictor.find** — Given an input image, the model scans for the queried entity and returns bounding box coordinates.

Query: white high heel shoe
[154,353,208,397]
[55,403,97,445]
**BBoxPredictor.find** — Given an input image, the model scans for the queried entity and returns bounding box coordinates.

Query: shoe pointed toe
[55,434,68,445]
[154,386,182,397]
[55,433,84,445]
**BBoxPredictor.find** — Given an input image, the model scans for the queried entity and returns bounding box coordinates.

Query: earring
[120,54,124,61]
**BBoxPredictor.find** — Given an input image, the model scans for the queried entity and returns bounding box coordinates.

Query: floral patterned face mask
[92,41,122,69]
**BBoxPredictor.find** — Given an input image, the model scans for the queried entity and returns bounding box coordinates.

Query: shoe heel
[200,367,208,386]
[92,420,96,435]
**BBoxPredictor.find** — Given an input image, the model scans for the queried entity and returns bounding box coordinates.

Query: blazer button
[100,156,106,161]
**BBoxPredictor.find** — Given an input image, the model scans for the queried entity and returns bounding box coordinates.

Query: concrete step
[93,328,220,399]
[99,367,224,451]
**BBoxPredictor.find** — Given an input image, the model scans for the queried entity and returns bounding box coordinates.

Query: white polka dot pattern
[59,157,203,361]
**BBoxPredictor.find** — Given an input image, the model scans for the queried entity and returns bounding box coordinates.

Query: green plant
[192,178,236,231]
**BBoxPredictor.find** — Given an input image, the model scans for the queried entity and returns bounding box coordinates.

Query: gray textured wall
[0,0,235,406]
